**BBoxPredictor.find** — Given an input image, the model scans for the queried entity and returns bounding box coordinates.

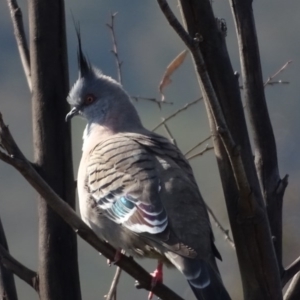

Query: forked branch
[282,256,300,287]
[0,244,39,294]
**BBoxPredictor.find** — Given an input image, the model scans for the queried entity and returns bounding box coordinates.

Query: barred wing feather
[87,135,168,235]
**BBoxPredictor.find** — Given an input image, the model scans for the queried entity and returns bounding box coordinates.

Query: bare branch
[6,0,31,91]
[0,244,39,293]
[186,145,213,161]
[0,219,18,300]
[282,257,300,287]
[156,0,194,48]
[184,135,211,156]
[0,112,183,300]
[106,12,123,85]
[131,96,173,110]
[162,119,177,145]
[151,98,202,131]
[105,267,122,300]
[264,61,292,87]
[266,80,289,86]
[230,0,286,274]
[205,205,235,249]
[284,272,300,300]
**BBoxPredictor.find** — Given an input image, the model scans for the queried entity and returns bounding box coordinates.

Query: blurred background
[0,0,299,299]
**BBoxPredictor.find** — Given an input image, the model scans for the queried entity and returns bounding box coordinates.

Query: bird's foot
[107,248,122,266]
[148,261,163,300]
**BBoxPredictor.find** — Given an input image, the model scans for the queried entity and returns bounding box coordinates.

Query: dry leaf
[159,49,188,101]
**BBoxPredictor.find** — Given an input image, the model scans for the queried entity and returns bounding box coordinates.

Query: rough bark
[27,0,81,299]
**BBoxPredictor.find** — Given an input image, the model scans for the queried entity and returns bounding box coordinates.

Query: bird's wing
[87,132,214,259]
[87,134,168,235]
[125,132,215,260]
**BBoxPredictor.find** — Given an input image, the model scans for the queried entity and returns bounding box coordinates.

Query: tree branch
[264,61,292,87]
[205,205,235,249]
[0,112,183,300]
[184,135,211,156]
[106,12,123,85]
[6,0,31,91]
[151,97,202,131]
[131,96,173,109]
[161,119,177,145]
[230,0,286,273]
[186,144,213,161]
[284,272,300,300]
[0,244,39,294]
[0,219,18,300]
[282,256,300,287]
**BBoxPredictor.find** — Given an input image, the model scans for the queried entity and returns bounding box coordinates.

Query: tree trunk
[28,0,81,299]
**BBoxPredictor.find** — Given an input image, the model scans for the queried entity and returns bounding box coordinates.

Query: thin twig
[0,112,183,300]
[264,60,292,87]
[205,205,235,249]
[184,135,211,156]
[186,145,214,161]
[162,119,177,145]
[131,96,173,110]
[282,256,300,287]
[0,244,39,293]
[152,97,202,131]
[106,12,123,85]
[266,80,289,86]
[6,0,31,91]
[105,267,122,300]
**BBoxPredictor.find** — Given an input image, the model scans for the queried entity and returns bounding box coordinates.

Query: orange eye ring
[84,94,95,105]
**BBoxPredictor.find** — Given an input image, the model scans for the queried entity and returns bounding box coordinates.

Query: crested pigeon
[66,31,231,300]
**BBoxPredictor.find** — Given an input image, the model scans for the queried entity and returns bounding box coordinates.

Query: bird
[66,30,231,300]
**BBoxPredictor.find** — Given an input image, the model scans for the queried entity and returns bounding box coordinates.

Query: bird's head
[66,28,141,132]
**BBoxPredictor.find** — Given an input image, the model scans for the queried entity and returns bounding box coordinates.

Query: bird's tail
[188,262,231,300]
[165,252,231,300]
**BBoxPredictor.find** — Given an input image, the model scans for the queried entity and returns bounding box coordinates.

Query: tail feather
[188,263,231,300]
[165,252,231,300]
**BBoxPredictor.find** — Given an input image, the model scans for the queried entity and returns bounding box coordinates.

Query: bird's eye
[84,94,95,105]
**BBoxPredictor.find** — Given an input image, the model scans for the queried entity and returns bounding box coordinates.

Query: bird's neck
[82,105,144,152]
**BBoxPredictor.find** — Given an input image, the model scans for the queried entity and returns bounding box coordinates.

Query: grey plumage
[66,33,231,300]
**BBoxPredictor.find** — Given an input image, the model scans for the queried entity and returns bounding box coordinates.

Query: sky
[0,0,299,299]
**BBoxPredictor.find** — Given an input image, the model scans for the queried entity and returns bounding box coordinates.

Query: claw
[107,248,122,266]
[148,261,163,300]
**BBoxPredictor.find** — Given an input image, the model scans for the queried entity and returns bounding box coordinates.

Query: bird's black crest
[74,21,91,78]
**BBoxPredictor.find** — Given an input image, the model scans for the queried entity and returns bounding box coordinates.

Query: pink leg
[107,248,122,266]
[148,261,163,300]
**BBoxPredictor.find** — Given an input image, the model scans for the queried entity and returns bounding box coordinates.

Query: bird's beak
[65,107,79,122]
